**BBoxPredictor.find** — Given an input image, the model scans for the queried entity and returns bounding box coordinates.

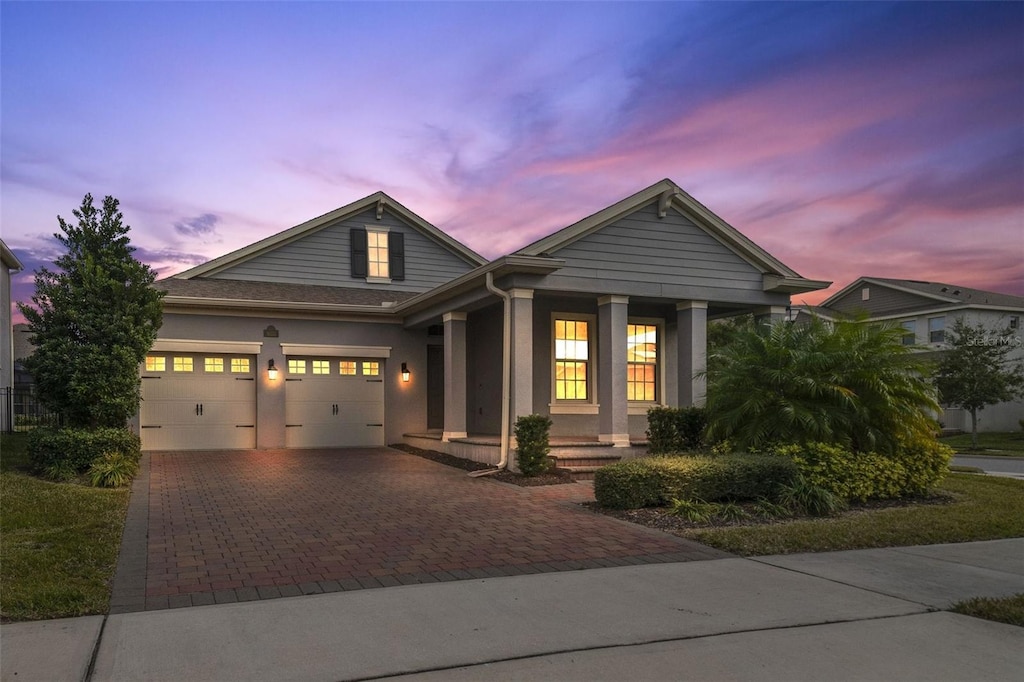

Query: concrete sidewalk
[2,539,1022,682]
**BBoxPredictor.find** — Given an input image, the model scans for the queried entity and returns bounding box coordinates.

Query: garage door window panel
[173,357,193,372]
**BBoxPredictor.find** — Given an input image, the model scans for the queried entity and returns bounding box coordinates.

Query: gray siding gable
[543,203,763,294]
[209,208,475,292]
[829,284,943,316]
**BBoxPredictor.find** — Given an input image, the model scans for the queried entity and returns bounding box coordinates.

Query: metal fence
[0,386,64,433]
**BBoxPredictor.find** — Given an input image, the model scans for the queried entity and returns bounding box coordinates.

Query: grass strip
[950,594,1024,627]
[680,474,1024,556]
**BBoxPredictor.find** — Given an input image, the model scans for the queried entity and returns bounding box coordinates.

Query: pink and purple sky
[2,2,1022,321]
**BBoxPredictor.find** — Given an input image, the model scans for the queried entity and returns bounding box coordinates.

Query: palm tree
[705,316,938,453]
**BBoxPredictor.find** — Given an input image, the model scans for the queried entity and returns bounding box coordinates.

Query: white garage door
[285,357,385,448]
[140,353,257,450]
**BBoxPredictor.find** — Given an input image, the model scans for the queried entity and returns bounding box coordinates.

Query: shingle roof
[867,278,1024,308]
[156,278,418,307]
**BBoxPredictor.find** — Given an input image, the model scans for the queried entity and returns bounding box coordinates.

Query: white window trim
[364,225,391,284]
[928,315,946,344]
[627,317,664,408]
[549,312,597,411]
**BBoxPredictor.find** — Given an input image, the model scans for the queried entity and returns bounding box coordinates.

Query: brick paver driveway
[114,448,728,611]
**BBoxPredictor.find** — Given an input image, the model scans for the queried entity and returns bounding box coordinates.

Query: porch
[403,431,649,478]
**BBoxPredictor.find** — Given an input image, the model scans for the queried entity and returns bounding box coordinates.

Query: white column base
[599,433,632,447]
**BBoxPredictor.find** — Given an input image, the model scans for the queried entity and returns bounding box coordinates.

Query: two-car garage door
[140,350,386,450]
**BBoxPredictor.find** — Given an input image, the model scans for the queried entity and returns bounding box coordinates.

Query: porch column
[754,305,789,326]
[509,289,534,422]
[442,311,467,441]
[677,301,708,407]
[598,295,630,447]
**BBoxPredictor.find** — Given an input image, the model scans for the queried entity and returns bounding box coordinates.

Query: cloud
[173,212,220,238]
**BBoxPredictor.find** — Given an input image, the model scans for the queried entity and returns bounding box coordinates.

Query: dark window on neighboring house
[1010,316,1020,330]
[350,228,405,281]
[901,320,916,346]
[929,316,945,343]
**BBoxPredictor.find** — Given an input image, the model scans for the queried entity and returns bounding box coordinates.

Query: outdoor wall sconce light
[267,359,279,381]
[401,362,410,382]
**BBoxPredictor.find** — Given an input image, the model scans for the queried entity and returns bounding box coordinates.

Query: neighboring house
[141,179,829,460]
[802,277,1024,432]
[1,239,24,432]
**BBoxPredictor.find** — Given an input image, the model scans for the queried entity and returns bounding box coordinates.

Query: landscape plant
[704,316,938,454]
[19,193,163,428]
[514,414,553,476]
[646,406,707,454]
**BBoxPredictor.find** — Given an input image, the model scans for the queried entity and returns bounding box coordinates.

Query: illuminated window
[173,357,193,372]
[288,359,306,374]
[205,357,224,373]
[145,356,165,372]
[554,319,589,400]
[900,321,916,346]
[230,358,250,373]
[362,361,380,376]
[627,324,657,402]
[339,361,357,375]
[929,317,945,343]
[312,360,330,375]
[368,230,389,278]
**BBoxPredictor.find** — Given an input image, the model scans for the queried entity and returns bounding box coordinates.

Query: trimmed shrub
[28,427,141,480]
[646,406,708,454]
[771,437,952,501]
[593,454,798,509]
[514,414,553,476]
[777,474,848,516]
[89,451,140,488]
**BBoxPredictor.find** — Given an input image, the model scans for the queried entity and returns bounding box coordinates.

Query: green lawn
[682,474,1024,556]
[940,431,1024,455]
[1,433,130,622]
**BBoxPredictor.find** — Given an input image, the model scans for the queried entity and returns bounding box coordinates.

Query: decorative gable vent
[861,287,870,301]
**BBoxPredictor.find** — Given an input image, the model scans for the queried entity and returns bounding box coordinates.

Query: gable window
[288,359,306,374]
[627,323,658,402]
[861,287,870,301]
[173,357,193,372]
[350,227,405,282]
[339,361,357,375]
[929,316,945,343]
[145,356,165,372]
[900,321,916,346]
[554,318,590,401]
[204,357,224,373]
[231,358,250,373]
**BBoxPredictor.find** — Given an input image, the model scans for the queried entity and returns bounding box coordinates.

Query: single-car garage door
[140,353,257,450]
[285,357,385,448]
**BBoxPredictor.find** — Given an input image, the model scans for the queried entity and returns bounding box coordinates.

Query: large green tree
[934,319,1024,448]
[705,316,938,453]
[19,194,164,428]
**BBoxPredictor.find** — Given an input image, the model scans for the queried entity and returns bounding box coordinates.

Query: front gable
[515,179,828,300]
[175,193,485,294]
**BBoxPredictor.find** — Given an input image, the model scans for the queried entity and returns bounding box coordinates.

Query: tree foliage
[934,319,1024,447]
[705,316,938,454]
[19,194,164,427]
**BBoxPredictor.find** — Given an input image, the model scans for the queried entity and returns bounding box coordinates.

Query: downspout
[467,271,512,476]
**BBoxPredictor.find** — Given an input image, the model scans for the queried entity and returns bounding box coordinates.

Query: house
[141,179,829,465]
[806,277,1024,432]
[1,239,24,432]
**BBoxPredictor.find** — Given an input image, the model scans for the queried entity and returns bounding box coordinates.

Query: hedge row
[772,438,952,502]
[593,454,798,509]
[646,406,708,454]
[28,427,141,479]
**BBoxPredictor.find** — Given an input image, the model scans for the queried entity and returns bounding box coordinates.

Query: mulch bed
[389,443,576,486]
[586,491,957,532]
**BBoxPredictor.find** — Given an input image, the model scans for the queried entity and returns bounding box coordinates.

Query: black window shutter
[389,232,405,281]
[350,228,368,278]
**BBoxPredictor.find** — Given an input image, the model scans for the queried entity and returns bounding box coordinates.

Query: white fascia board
[152,339,264,354]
